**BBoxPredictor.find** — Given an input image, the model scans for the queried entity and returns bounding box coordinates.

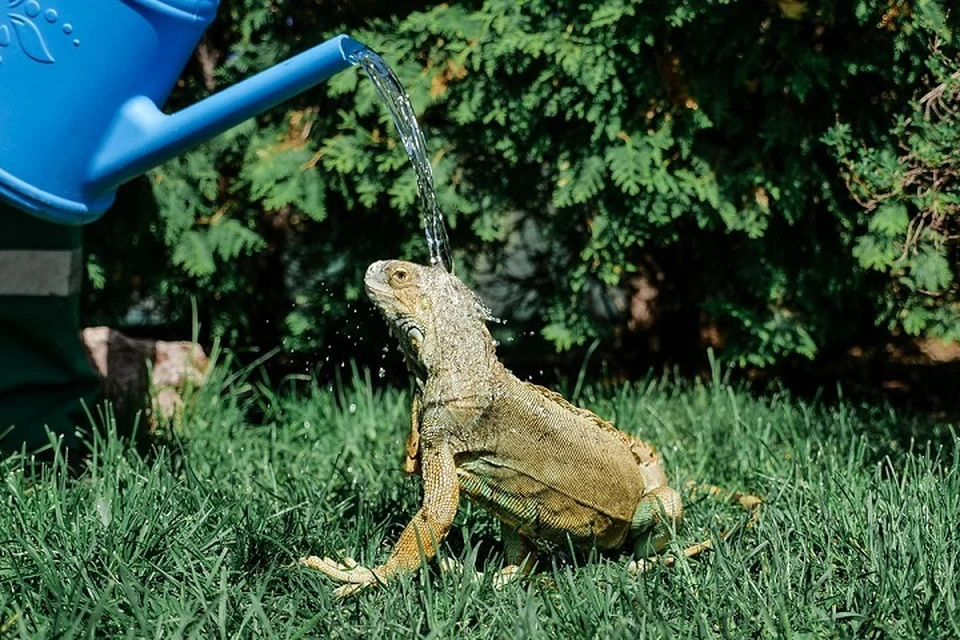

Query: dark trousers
[0,204,101,453]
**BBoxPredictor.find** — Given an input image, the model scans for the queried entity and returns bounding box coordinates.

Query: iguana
[301,260,683,596]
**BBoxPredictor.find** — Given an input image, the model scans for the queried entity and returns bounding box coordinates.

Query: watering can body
[0,0,363,224]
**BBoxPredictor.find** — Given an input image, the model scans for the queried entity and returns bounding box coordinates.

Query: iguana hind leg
[629,483,763,575]
[495,523,538,589]
[630,485,683,556]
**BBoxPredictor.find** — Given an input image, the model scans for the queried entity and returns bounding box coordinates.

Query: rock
[81,326,209,426]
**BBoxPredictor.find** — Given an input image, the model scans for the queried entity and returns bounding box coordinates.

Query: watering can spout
[87,35,366,197]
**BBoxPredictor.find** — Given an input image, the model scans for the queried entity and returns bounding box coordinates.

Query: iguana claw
[299,555,382,597]
[492,564,523,590]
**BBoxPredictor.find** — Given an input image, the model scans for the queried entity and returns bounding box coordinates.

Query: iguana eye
[391,267,410,285]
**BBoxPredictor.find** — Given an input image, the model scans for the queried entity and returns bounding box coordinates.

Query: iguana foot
[437,556,465,576]
[299,555,383,597]
[626,557,653,574]
[492,564,525,590]
[437,557,530,591]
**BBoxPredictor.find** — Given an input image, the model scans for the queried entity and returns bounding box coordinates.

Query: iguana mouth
[364,283,392,304]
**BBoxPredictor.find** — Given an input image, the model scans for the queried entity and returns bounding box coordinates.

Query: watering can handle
[87,34,366,196]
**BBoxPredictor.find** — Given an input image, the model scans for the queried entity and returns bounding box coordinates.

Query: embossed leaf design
[7,0,24,7]
[9,14,53,63]
[0,25,9,47]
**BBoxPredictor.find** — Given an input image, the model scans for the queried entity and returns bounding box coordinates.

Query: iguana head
[365,260,496,380]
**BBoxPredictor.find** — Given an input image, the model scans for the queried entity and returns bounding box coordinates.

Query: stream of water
[349,48,453,273]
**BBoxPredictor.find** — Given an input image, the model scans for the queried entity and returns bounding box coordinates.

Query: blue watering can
[0,0,364,224]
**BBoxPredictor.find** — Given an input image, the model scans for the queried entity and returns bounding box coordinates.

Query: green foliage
[1,369,958,637]
[824,7,960,341]
[82,0,960,367]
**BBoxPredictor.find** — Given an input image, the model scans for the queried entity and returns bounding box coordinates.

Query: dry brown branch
[919,70,960,121]
[196,37,220,92]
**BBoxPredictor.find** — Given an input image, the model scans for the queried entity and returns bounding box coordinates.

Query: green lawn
[1,359,957,638]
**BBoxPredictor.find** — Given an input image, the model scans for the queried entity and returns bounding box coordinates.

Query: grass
[1,357,958,639]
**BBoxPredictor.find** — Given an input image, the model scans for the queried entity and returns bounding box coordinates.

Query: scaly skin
[301,260,682,596]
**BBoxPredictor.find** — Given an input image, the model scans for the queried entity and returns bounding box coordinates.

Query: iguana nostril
[366,260,388,281]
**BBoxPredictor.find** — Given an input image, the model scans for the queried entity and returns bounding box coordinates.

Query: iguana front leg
[302,441,459,596]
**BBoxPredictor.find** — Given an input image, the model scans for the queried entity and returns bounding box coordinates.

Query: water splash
[350,47,453,273]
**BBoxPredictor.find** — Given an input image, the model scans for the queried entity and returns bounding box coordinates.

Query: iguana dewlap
[302,260,682,596]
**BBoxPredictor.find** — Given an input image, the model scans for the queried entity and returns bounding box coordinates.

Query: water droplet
[73,39,80,47]
[348,403,357,414]
[62,23,72,34]
[378,367,386,378]
[24,1,40,17]
[44,8,57,22]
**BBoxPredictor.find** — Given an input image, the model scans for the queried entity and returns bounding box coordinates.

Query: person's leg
[0,204,101,454]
